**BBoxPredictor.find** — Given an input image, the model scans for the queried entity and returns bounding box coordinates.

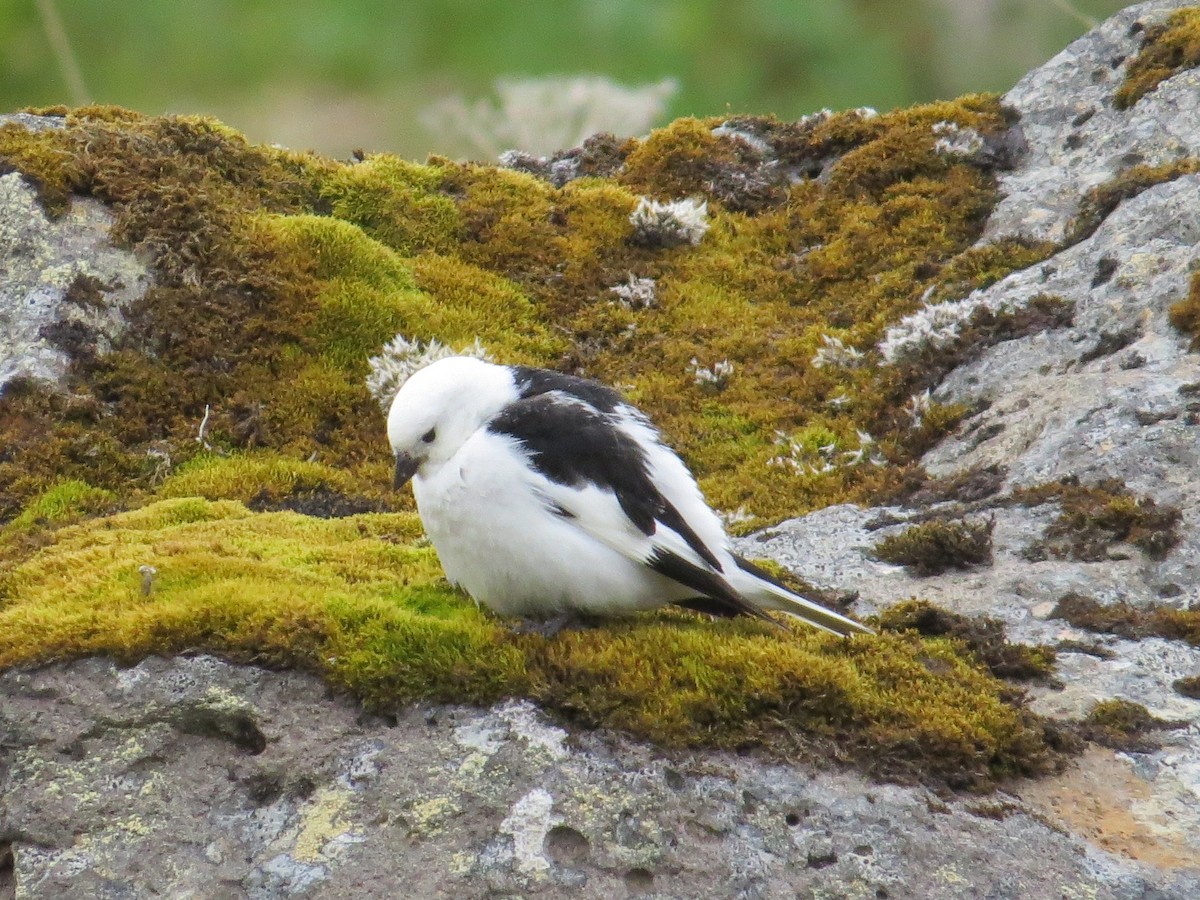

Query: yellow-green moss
[1078,699,1174,752]
[1,99,1045,525]
[1168,267,1200,348]
[1050,592,1200,646]
[1114,9,1200,109]
[156,452,360,504]
[0,499,1063,787]
[873,519,994,576]
[1016,478,1182,562]
[877,599,1057,681]
[1174,675,1200,699]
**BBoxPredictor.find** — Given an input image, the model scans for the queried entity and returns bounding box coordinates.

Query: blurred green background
[5,0,1127,160]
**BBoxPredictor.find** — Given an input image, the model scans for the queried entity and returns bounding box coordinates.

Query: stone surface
[3,655,1197,900]
[0,165,149,391]
[5,2,1200,897]
[985,0,1200,243]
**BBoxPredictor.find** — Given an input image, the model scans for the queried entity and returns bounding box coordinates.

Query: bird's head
[386,356,515,489]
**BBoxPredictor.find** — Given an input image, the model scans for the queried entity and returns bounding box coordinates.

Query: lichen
[1114,9,1200,110]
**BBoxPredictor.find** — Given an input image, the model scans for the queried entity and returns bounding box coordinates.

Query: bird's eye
[421,428,437,444]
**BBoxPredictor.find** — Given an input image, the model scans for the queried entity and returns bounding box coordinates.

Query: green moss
[1168,267,1200,349]
[1114,9,1200,109]
[1173,675,1200,699]
[156,452,360,503]
[321,154,462,256]
[0,104,1085,785]
[877,600,1057,681]
[1078,699,1176,752]
[0,499,1064,788]
[6,479,116,530]
[873,519,994,576]
[1,98,1041,525]
[1016,478,1182,562]
[1050,592,1200,646]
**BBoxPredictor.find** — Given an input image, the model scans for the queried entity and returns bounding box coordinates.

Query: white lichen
[689,356,733,389]
[905,389,933,429]
[365,335,492,411]
[878,285,1037,364]
[717,505,756,529]
[768,429,885,477]
[630,197,710,248]
[609,274,657,310]
[811,334,866,369]
[932,121,984,157]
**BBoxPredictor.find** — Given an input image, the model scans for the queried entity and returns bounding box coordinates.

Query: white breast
[412,429,695,617]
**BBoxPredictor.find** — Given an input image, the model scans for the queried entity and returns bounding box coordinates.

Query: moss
[1068,160,1200,244]
[0,499,1064,788]
[156,452,363,504]
[877,600,1057,681]
[1114,9,1200,110]
[0,99,1037,525]
[873,519,994,576]
[320,154,462,256]
[1168,267,1200,349]
[0,103,1089,785]
[1078,699,1177,752]
[1016,477,1182,562]
[1050,592,1200,646]
[1173,675,1200,699]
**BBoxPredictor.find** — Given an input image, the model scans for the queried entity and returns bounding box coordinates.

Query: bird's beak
[393,452,419,490]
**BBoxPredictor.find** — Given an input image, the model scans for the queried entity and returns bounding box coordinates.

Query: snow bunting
[387,356,872,636]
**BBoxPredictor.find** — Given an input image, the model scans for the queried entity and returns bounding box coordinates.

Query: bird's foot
[508,613,597,638]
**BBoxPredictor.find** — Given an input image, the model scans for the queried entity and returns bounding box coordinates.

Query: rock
[0,157,150,392]
[5,2,1200,897]
[3,654,1197,900]
[985,0,1200,243]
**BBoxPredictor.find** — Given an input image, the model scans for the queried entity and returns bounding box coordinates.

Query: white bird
[386,356,872,636]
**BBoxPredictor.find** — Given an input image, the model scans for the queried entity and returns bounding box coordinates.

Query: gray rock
[3,655,1197,899]
[0,167,149,392]
[733,2,1200,887]
[985,0,1200,243]
[6,3,1200,897]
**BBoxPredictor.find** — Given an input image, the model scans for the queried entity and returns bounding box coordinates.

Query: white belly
[412,432,691,617]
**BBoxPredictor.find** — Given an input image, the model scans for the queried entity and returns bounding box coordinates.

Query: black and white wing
[487,388,770,621]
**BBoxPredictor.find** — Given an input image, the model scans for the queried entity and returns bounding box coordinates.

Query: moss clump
[877,600,1056,681]
[0,499,1065,789]
[1016,478,1182,562]
[873,518,994,576]
[1068,160,1200,244]
[1050,592,1200,646]
[1077,699,1177,752]
[1114,9,1200,110]
[1,98,1041,526]
[1168,268,1200,349]
[1173,675,1200,699]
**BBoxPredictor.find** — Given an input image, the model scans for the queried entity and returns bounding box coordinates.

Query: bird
[386,356,873,636]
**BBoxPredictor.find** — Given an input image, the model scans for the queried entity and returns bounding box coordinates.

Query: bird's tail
[729,554,874,637]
